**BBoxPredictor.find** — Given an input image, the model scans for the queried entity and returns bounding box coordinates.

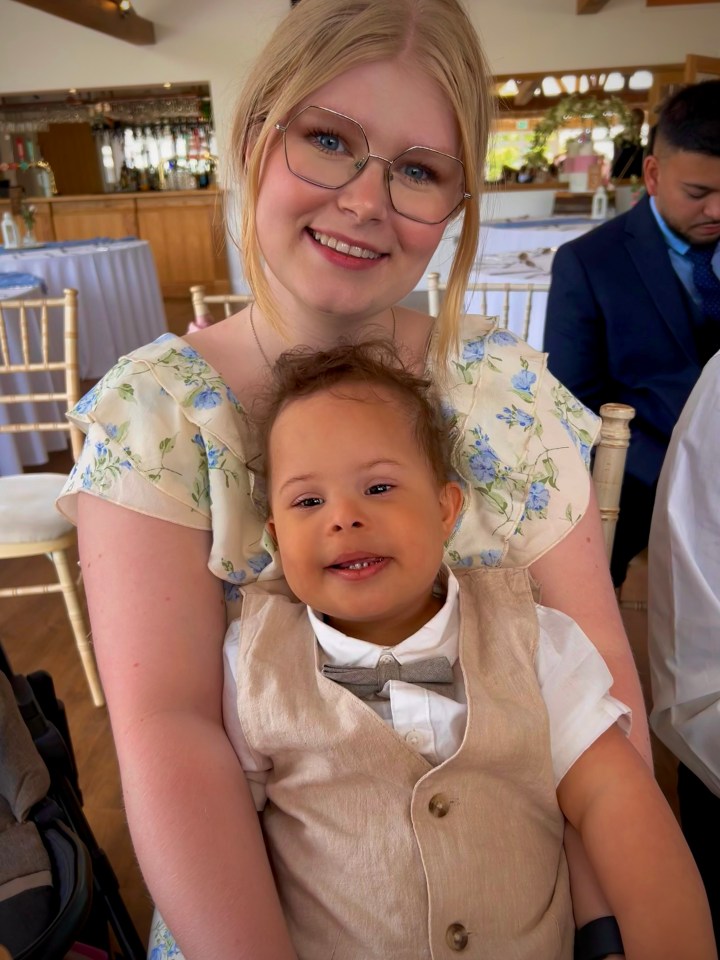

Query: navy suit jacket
[544,194,703,489]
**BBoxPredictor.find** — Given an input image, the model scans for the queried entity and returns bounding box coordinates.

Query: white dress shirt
[649,350,720,798]
[223,570,630,810]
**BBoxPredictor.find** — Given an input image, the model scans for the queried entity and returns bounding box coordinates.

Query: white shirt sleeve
[649,351,720,798]
[535,606,632,786]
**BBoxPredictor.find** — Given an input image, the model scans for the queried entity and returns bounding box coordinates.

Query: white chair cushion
[0,474,74,544]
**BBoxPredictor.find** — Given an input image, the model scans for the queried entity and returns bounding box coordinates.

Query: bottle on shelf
[1,211,20,249]
[591,184,608,220]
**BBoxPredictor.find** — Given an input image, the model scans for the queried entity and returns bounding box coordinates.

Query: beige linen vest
[235,567,572,960]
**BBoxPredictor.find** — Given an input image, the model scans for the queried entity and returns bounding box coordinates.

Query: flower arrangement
[523,93,635,170]
[20,202,36,232]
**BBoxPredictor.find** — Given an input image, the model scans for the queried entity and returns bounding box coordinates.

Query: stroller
[0,642,145,960]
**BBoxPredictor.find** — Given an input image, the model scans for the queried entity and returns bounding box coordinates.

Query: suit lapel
[624,195,697,361]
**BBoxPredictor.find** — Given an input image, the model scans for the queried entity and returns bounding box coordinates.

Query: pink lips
[306,229,386,271]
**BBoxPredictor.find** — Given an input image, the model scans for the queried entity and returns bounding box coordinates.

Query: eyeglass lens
[281,106,466,224]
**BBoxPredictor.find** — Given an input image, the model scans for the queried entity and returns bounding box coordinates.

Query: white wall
[1,0,718,285]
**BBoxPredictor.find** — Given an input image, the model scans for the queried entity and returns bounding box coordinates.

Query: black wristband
[574,916,624,960]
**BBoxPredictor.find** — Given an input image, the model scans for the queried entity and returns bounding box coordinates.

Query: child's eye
[292,496,324,509]
[366,483,393,496]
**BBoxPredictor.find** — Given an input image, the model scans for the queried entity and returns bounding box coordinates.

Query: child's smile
[267,381,462,644]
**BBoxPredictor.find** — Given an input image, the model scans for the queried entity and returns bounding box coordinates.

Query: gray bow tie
[322,654,454,699]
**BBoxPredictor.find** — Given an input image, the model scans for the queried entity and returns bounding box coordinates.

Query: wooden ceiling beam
[514,80,540,107]
[577,0,611,13]
[8,0,156,45]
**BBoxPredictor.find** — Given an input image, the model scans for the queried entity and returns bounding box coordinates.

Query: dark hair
[656,80,720,157]
[256,341,455,505]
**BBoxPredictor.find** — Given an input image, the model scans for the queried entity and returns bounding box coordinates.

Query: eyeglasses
[275,105,471,225]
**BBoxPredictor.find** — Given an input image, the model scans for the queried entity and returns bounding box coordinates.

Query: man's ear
[439,481,464,540]
[643,153,659,197]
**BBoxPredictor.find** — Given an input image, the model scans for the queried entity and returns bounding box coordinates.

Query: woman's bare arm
[531,486,651,936]
[78,493,297,960]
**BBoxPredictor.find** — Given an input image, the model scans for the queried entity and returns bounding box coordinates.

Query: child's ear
[266,517,277,546]
[439,481,464,538]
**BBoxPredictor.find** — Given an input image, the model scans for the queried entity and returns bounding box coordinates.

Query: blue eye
[366,483,393,496]
[309,129,347,155]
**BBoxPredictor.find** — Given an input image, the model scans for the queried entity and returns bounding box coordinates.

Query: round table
[0,239,167,379]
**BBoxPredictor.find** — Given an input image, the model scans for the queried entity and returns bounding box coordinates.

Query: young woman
[59,1,648,957]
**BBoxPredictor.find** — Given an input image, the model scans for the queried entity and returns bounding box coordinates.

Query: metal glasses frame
[275,105,472,225]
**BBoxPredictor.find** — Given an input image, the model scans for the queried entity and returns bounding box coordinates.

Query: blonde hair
[228,0,493,364]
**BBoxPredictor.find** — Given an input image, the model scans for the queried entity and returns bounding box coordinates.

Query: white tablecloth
[478,216,598,256]
[0,283,68,475]
[0,240,167,379]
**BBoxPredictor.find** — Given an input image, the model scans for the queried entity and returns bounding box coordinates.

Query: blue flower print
[489,329,516,346]
[81,465,92,490]
[462,338,485,362]
[510,368,537,400]
[73,383,101,415]
[106,423,119,439]
[226,385,240,407]
[496,406,534,429]
[469,452,497,483]
[526,481,550,513]
[94,441,106,457]
[248,553,272,575]
[224,582,242,603]
[207,446,221,469]
[154,332,176,344]
[560,419,592,466]
[479,549,503,567]
[191,432,205,450]
[179,345,199,360]
[194,387,222,410]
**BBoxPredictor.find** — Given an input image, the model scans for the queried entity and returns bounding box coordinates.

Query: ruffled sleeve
[438,317,601,571]
[57,334,277,614]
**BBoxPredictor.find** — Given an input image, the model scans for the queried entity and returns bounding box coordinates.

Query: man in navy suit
[544,81,720,585]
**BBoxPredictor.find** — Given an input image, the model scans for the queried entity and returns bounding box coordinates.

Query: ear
[266,517,278,547]
[439,481,464,540]
[643,153,659,197]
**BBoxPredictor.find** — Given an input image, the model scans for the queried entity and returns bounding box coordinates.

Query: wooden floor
[0,297,678,950]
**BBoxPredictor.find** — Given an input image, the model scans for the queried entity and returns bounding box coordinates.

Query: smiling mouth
[309,229,383,260]
[329,557,386,570]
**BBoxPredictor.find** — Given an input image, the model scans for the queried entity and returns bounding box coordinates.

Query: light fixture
[163,82,172,89]
[118,0,132,12]
[68,88,77,95]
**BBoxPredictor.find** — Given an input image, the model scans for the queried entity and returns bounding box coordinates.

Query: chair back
[426,272,548,342]
[592,402,635,562]
[0,288,81,461]
[190,284,252,325]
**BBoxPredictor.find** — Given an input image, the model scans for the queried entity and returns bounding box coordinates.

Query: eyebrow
[276,459,403,497]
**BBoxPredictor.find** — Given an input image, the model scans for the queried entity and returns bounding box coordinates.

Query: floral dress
[57,317,599,959]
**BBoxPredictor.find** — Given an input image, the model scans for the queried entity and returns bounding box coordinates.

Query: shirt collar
[309,566,460,668]
[650,195,691,256]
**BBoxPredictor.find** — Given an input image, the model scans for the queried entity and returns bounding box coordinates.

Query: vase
[22,226,38,246]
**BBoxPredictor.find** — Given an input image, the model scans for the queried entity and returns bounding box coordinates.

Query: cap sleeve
[57,335,277,607]
[439,318,601,570]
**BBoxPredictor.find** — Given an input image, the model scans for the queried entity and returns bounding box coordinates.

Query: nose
[328,495,367,533]
[703,193,720,222]
[336,156,390,222]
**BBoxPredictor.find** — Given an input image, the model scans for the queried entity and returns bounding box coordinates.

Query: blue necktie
[687,244,720,323]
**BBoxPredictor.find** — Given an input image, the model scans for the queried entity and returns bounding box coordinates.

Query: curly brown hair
[255,340,456,507]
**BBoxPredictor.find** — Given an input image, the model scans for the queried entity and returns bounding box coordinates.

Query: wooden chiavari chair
[189,284,252,328]
[0,288,104,707]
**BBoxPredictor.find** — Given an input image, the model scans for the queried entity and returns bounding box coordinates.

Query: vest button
[446,923,469,951]
[428,793,450,817]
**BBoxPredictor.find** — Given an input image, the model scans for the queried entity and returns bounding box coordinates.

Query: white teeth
[343,559,380,570]
[311,230,381,260]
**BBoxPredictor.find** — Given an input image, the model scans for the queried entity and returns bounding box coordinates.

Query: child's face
[267,383,462,644]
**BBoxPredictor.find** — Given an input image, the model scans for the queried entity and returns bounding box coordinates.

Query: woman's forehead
[290,58,460,156]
